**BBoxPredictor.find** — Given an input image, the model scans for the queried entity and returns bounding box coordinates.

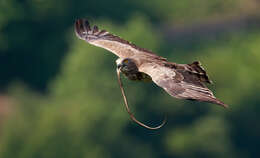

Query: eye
[123,59,129,64]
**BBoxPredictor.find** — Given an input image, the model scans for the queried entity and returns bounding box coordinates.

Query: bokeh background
[1,0,260,158]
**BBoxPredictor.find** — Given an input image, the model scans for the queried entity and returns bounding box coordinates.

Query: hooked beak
[117,63,123,70]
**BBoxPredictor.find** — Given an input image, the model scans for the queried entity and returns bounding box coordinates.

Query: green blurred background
[1,0,260,158]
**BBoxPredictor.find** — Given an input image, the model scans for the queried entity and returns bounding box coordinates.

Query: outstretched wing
[75,19,159,59]
[139,62,228,108]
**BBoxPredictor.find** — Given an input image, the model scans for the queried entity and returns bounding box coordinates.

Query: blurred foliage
[0,0,260,158]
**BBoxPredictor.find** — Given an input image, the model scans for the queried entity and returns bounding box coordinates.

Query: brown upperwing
[74,19,161,59]
[138,61,228,108]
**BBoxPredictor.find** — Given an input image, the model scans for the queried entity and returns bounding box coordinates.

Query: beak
[117,63,122,70]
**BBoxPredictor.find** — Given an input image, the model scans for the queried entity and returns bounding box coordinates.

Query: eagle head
[116,58,138,73]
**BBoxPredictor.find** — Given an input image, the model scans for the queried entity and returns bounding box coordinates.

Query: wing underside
[139,62,228,108]
[74,19,158,59]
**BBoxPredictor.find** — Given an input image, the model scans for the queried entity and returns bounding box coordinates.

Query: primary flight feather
[74,19,228,108]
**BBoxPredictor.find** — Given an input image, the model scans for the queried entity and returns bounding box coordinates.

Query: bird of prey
[74,19,228,129]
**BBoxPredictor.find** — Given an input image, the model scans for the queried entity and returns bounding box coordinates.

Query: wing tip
[210,98,229,108]
[74,18,110,42]
[74,19,87,39]
[74,18,93,40]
